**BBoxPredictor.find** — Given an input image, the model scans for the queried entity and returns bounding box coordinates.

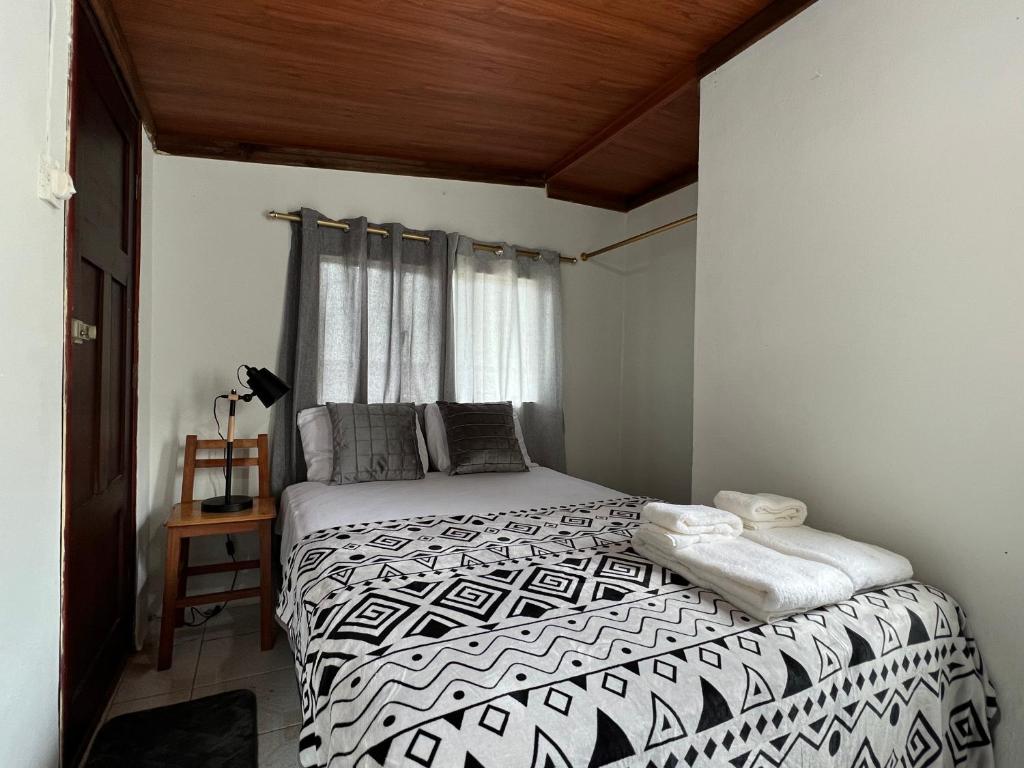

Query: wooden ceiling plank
[102,0,813,209]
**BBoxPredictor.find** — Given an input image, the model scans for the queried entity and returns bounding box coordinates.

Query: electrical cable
[183,535,239,627]
[212,394,228,439]
[180,368,256,627]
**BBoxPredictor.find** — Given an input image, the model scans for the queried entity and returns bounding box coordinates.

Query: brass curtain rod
[266,211,577,264]
[579,213,698,261]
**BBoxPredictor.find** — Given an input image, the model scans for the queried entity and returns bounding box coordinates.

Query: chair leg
[259,519,275,651]
[158,528,182,670]
[175,537,190,627]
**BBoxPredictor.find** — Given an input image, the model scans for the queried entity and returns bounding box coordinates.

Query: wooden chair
[158,434,276,670]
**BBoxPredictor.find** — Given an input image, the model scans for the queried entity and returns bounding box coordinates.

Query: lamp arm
[224,390,239,500]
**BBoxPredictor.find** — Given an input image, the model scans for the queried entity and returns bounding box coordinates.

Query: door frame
[60,0,143,761]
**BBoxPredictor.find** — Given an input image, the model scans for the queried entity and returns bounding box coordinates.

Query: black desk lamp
[202,365,290,513]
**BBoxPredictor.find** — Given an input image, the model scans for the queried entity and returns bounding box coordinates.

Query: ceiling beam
[155,133,548,188]
[544,182,630,213]
[698,0,821,75]
[627,167,699,211]
[86,0,157,138]
[543,64,698,184]
[546,0,821,209]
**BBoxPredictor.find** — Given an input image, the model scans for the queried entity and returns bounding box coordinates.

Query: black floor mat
[85,689,258,767]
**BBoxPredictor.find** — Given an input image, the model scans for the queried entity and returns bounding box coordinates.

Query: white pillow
[423,402,450,471]
[513,414,535,466]
[296,407,333,483]
[423,402,537,472]
[297,405,429,483]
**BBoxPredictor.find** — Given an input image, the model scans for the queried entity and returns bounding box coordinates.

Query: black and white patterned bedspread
[278,497,998,768]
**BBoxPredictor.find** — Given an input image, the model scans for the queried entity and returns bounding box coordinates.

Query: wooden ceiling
[93,0,817,211]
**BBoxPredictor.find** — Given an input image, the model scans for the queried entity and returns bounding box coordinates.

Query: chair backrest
[180,434,270,504]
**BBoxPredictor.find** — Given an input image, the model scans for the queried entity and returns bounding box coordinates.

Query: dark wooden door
[63,4,140,764]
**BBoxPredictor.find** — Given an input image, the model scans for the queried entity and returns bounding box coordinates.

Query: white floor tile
[105,690,190,721]
[145,616,205,646]
[201,599,263,641]
[114,638,200,703]
[192,667,301,734]
[195,631,293,686]
[259,725,303,768]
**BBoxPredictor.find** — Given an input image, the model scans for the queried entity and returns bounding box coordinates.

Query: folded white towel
[632,530,854,623]
[635,522,738,550]
[641,502,743,537]
[714,490,807,529]
[743,525,913,591]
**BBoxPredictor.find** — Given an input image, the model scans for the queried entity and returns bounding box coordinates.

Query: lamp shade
[244,366,290,407]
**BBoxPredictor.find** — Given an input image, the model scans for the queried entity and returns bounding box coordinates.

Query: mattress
[278,467,626,566]
[277,478,998,768]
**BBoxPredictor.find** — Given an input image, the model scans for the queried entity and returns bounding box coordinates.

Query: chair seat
[167,498,277,528]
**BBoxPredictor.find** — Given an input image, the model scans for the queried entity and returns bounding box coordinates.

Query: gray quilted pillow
[326,403,424,484]
[437,401,528,475]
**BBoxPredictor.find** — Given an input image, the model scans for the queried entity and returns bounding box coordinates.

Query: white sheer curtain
[446,235,565,470]
[318,221,448,404]
[272,210,447,492]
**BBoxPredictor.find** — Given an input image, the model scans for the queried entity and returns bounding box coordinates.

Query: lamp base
[201,494,254,513]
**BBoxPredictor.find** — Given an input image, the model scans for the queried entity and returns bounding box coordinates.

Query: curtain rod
[266,211,578,264]
[578,213,698,261]
[266,210,698,264]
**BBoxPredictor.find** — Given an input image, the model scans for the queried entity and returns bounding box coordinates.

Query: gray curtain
[445,234,566,471]
[271,208,448,493]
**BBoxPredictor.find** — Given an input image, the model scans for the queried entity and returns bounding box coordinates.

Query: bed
[277,469,998,767]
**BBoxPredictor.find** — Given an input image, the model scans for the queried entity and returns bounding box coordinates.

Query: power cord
[189,365,251,624]
[183,535,239,627]
[212,365,249,476]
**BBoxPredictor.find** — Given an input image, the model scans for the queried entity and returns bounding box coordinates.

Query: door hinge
[70,318,98,344]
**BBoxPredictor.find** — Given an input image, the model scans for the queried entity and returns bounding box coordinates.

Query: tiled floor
[102,600,302,767]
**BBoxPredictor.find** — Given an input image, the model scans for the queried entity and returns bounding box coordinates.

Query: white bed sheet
[278,468,626,565]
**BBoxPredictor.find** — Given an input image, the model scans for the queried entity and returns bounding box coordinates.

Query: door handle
[70,318,98,344]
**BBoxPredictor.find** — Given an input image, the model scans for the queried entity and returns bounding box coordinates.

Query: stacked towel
[638,503,742,548]
[743,525,913,591]
[632,530,854,623]
[635,522,737,549]
[640,502,742,547]
[714,490,807,530]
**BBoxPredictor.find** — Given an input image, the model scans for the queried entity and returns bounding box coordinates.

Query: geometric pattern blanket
[278,497,998,768]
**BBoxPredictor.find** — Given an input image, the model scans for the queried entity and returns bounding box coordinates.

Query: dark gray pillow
[437,401,528,475]
[326,403,424,484]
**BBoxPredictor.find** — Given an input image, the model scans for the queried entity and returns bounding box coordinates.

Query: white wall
[140,156,630,612]
[616,186,698,502]
[136,136,156,646]
[694,0,1024,758]
[0,0,71,764]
